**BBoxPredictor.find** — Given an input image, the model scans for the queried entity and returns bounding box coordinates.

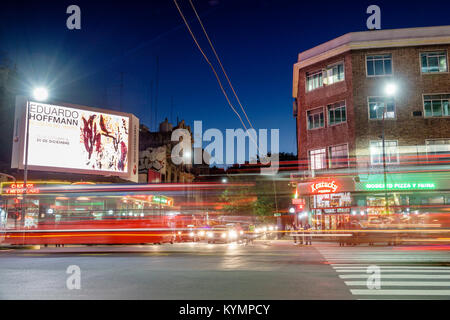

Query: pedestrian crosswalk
[317,247,450,264]
[317,246,450,299]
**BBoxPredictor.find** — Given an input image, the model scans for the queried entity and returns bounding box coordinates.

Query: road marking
[339,274,450,279]
[345,281,450,286]
[320,247,450,298]
[350,289,450,296]
[333,266,450,269]
[337,269,450,273]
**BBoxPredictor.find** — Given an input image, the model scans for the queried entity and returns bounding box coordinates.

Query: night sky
[1,0,450,156]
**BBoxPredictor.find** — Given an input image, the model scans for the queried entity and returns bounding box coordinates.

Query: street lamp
[22,87,49,227]
[378,82,397,216]
[385,83,397,97]
[32,87,49,101]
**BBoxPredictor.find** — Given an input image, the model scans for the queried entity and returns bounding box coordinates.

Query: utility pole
[381,104,389,216]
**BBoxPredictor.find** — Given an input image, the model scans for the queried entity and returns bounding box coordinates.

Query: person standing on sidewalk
[298,221,304,245]
[291,222,298,245]
[303,222,312,245]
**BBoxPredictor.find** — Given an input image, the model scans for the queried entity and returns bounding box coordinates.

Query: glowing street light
[32,87,49,101]
[384,83,397,96]
[23,87,50,225]
[379,82,398,217]
[289,207,295,214]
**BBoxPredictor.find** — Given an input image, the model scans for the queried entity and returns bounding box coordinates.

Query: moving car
[206,225,240,244]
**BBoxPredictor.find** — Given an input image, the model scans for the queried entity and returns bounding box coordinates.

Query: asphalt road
[1,241,450,300]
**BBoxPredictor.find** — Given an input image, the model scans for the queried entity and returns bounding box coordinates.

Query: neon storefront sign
[3,183,40,195]
[364,182,436,190]
[310,181,339,194]
[152,196,173,206]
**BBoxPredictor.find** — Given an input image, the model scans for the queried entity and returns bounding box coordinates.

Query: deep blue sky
[1,0,449,156]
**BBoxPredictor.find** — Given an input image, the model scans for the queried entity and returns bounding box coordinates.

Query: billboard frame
[11,96,139,183]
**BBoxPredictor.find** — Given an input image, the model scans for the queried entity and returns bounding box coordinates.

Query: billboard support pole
[22,100,30,229]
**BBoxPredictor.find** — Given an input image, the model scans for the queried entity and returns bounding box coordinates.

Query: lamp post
[381,83,397,216]
[22,88,49,226]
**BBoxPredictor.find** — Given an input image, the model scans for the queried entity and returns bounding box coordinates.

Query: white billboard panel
[11,97,139,182]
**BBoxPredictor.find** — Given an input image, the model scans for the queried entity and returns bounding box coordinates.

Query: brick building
[293,25,450,169]
[291,26,450,230]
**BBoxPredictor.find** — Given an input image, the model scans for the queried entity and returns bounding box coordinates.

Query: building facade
[292,26,450,230]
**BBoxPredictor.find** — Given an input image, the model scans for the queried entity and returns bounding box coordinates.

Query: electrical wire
[188,0,255,131]
[173,0,249,132]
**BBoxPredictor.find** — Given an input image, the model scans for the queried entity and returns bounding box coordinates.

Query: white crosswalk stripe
[317,246,450,299]
[334,265,450,298]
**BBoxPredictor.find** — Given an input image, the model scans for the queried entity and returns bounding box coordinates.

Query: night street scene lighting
[0,0,450,315]
[32,87,49,102]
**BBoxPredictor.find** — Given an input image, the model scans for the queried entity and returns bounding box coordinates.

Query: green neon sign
[364,182,436,190]
[152,196,169,204]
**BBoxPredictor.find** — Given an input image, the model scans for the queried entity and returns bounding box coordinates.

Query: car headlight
[189,232,195,237]
[177,231,182,235]
[263,227,268,232]
[269,226,274,231]
[199,231,205,237]
[207,232,213,238]
[239,230,244,235]
[228,230,238,239]
[221,233,227,239]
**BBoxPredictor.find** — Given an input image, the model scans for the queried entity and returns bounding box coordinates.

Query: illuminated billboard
[11,97,139,182]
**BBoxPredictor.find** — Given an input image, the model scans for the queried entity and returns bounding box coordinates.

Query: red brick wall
[296,44,450,165]
[351,45,450,162]
[296,52,355,163]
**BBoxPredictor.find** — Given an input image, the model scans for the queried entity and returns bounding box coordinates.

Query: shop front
[296,177,355,230]
[295,171,450,230]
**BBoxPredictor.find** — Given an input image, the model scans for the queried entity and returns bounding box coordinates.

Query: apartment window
[426,139,450,158]
[424,94,450,117]
[309,148,327,170]
[421,51,448,73]
[306,71,323,92]
[368,96,396,119]
[328,101,346,126]
[329,144,349,168]
[325,63,345,85]
[370,140,399,165]
[366,54,393,76]
[307,108,324,130]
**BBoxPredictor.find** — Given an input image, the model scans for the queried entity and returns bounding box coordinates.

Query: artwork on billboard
[11,97,139,182]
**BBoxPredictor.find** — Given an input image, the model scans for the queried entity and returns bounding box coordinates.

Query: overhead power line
[188,0,255,131]
[173,0,250,133]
